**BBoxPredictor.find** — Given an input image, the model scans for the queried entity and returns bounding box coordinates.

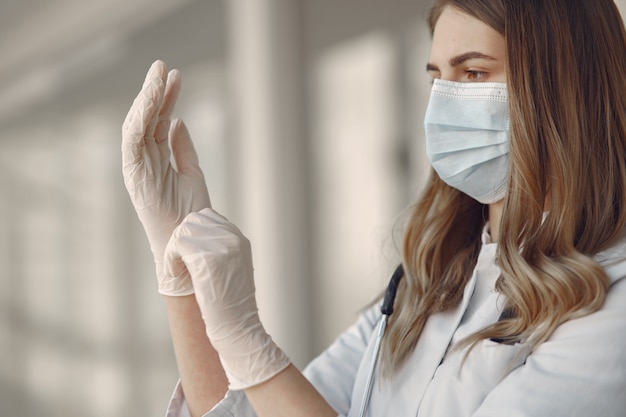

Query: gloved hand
[163,208,291,390]
[122,60,211,296]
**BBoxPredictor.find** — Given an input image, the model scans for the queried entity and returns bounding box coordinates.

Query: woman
[121,0,626,416]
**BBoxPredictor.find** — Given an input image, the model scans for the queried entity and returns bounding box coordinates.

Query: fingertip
[168,69,181,83]
[171,118,188,135]
[152,59,167,73]
[170,118,182,131]
[164,69,182,98]
[143,60,167,88]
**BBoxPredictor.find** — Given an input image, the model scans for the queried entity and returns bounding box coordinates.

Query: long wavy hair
[381,0,626,376]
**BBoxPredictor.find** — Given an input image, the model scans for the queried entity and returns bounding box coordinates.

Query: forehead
[429,6,505,62]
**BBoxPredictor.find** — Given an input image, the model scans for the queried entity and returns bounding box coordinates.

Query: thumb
[169,119,203,176]
[160,225,195,296]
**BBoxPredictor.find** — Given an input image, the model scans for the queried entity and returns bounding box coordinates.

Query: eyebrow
[426,51,498,72]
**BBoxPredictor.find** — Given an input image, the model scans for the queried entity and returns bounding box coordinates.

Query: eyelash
[466,70,487,80]
[426,70,488,83]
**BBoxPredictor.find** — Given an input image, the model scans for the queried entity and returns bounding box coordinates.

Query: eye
[466,70,487,81]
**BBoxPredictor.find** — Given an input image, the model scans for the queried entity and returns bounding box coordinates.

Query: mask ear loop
[482,203,489,223]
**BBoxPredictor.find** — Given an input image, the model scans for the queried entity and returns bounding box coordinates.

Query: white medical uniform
[166,227,626,417]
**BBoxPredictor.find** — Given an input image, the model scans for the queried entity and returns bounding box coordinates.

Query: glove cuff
[219,331,291,391]
[156,262,195,296]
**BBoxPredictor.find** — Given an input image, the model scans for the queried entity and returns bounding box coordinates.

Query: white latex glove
[122,60,211,296]
[163,208,291,390]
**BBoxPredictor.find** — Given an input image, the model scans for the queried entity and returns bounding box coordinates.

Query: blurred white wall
[0,0,431,415]
[1,1,623,416]
[0,1,229,416]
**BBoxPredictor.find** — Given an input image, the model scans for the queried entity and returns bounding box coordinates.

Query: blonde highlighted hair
[381,0,626,375]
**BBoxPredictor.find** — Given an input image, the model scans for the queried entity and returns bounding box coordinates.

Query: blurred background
[1,1,624,416]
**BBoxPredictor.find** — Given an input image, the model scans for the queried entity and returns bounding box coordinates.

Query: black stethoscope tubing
[357,264,404,417]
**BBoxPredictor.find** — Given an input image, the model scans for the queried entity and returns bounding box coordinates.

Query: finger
[170,119,204,177]
[162,232,191,290]
[161,70,182,121]
[123,61,165,135]
[122,105,153,167]
[122,61,166,150]
[144,61,168,139]
[155,69,182,144]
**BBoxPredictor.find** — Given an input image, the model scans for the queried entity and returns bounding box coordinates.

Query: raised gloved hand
[163,208,291,390]
[122,60,211,296]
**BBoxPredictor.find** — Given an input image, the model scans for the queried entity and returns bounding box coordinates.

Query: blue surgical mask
[424,79,510,204]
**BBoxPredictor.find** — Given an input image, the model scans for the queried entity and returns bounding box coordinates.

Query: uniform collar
[481,222,495,245]
[594,228,626,285]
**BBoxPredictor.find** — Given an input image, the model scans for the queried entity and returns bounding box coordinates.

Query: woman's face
[427,6,506,83]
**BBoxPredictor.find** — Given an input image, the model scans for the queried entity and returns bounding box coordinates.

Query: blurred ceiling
[1,0,624,127]
[0,0,226,125]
